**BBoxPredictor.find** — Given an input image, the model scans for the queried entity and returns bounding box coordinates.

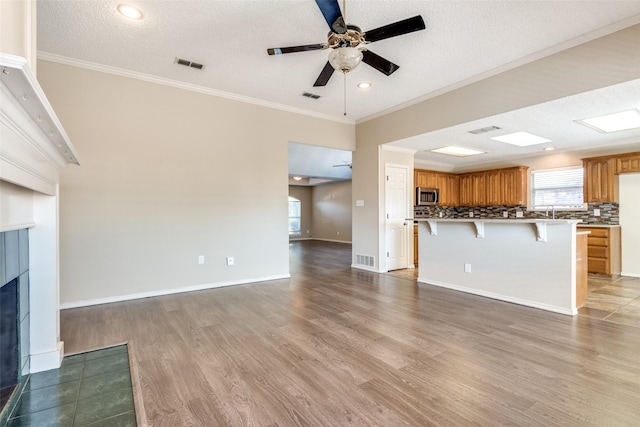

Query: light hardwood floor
[61,240,640,426]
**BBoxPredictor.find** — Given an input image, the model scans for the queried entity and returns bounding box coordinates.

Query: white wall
[418,220,577,315]
[619,173,640,277]
[37,60,354,307]
[0,180,34,231]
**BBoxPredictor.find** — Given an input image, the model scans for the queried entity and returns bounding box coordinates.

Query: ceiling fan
[267,0,426,87]
[332,162,352,169]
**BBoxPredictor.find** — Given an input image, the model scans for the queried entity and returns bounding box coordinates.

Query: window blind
[531,167,584,209]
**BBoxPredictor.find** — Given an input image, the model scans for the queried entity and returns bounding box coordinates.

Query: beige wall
[311,181,352,242]
[289,182,352,243]
[37,60,354,306]
[288,185,312,240]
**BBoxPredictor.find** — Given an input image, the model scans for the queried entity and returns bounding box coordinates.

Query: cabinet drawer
[586,228,610,238]
[587,236,609,247]
[588,246,609,259]
[588,257,609,275]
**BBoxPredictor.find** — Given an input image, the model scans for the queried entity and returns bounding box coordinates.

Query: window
[531,167,585,210]
[288,197,301,236]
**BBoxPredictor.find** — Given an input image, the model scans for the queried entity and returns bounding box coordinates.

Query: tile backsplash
[414,202,619,225]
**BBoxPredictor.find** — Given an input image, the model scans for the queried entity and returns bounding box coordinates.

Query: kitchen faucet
[545,205,556,219]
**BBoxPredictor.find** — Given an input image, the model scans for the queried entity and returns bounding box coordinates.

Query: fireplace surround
[0,229,30,416]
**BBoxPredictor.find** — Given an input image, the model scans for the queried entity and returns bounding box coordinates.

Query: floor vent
[175,57,204,70]
[355,254,375,267]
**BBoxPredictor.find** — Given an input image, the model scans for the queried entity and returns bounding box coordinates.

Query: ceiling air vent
[469,125,501,135]
[302,92,321,100]
[175,57,204,70]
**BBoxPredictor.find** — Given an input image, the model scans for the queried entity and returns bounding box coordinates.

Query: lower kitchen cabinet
[578,225,621,276]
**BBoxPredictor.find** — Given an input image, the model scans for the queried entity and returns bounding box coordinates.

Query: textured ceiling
[36,1,640,177]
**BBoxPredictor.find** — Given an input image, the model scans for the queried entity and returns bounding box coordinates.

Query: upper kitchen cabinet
[500,166,528,205]
[459,172,486,206]
[437,173,459,206]
[583,157,617,203]
[616,152,640,174]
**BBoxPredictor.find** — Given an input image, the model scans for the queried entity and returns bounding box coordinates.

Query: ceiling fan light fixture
[328,47,363,73]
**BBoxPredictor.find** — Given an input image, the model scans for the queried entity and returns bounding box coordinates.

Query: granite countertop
[409,218,582,224]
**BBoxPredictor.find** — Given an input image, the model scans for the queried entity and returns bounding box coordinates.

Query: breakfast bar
[414,218,585,315]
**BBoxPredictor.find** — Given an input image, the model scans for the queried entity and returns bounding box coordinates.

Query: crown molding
[38,52,355,126]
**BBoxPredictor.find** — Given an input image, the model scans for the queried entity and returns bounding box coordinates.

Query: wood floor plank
[60,240,640,426]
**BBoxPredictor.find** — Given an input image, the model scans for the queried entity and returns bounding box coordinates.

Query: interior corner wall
[311,181,352,243]
[37,60,354,307]
[288,185,312,240]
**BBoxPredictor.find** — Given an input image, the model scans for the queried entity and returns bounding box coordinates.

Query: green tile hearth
[4,345,135,427]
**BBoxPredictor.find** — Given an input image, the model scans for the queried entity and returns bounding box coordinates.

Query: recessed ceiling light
[544,147,555,151]
[117,4,143,20]
[357,82,371,89]
[430,146,486,157]
[293,176,302,181]
[491,132,551,147]
[576,109,640,133]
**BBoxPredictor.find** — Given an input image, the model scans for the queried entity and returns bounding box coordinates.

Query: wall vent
[355,254,375,267]
[175,57,204,70]
[469,125,501,134]
[302,92,321,99]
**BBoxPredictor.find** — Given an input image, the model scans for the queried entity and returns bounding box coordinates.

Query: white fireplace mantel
[1,53,80,373]
[1,53,80,195]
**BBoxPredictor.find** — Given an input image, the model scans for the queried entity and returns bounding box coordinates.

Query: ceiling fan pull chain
[344,73,347,116]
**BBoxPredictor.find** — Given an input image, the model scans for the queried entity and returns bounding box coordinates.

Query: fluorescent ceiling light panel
[430,146,486,157]
[491,131,551,146]
[577,109,640,133]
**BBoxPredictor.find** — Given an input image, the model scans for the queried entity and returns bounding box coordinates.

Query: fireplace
[0,229,30,416]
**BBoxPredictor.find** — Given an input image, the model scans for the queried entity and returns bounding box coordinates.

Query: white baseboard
[418,278,577,316]
[30,341,64,373]
[308,238,352,244]
[351,264,385,273]
[59,274,291,309]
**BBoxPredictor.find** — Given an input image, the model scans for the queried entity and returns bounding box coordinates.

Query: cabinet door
[471,173,486,205]
[617,155,640,174]
[502,167,527,205]
[484,170,502,205]
[458,174,473,206]
[443,174,459,206]
[584,159,616,202]
[415,170,429,188]
[459,173,485,205]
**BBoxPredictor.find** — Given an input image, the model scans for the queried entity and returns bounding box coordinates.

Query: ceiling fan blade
[313,61,335,87]
[365,15,426,43]
[362,50,399,76]
[267,44,327,55]
[314,0,346,33]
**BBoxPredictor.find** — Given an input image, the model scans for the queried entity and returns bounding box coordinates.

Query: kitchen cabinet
[415,169,459,206]
[583,157,617,203]
[578,225,621,276]
[500,166,528,205]
[616,152,640,174]
[459,172,486,206]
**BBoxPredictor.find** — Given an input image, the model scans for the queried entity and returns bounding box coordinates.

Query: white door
[385,165,409,271]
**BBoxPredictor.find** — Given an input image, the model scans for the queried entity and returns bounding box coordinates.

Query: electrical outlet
[516,211,524,218]
[503,211,509,218]
[226,257,234,266]
[439,211,443,218]
[594,208,601,216]
[469,211,474,218]
[198,255,204,265]
[464,263,471,273]
[337,231,340,235]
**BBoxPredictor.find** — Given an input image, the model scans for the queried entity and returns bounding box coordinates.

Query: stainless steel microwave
[416,187,439,206]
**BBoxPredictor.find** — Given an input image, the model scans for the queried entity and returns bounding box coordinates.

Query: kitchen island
[413,218,584,315]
